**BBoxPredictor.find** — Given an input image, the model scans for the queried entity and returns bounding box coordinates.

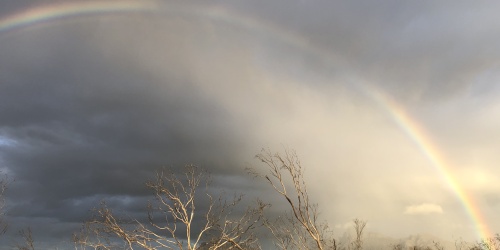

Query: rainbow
[367,86,494,243]
[0,1,155,35]
[0,0,317,58]
[0,0,494,245]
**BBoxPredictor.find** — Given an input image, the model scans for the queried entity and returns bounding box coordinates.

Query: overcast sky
[1,0,500,248]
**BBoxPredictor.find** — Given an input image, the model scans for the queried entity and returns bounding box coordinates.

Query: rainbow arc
[367,87,493,243]
[0,1,493,245]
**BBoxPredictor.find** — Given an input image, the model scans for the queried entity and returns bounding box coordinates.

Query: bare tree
[432,240,444,250]
[16,227,35,250]
[390,242,405,250]
[249,149,336,250]
[351,218,366,250]
[350,218,366,250]
[0,174,8,236]
[73,202,143,250]
[74,165,263,250]
[469,234,500,250]
[200,198,266,250]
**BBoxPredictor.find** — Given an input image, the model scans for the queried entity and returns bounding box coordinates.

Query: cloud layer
[1,0,500,247]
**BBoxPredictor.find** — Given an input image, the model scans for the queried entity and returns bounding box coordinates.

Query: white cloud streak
[404,203,444,215]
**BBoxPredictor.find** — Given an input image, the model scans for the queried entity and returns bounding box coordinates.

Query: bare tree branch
[350,218,366,250]
[0,174,9,236]
[16,227,35,250]
[250,149,337,250]
[75,165,262,250]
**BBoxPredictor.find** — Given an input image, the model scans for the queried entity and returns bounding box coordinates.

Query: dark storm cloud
[0,15,256,244]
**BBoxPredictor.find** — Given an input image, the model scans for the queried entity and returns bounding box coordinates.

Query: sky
[1,0,500,248]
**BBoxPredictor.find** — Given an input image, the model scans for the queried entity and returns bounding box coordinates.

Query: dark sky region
[1,0,500,248]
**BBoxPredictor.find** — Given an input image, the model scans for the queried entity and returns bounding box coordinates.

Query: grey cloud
[0,15,259,244]
[226,0,500,102]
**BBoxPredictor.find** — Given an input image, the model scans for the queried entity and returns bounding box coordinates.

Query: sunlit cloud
[404,203,444,215]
